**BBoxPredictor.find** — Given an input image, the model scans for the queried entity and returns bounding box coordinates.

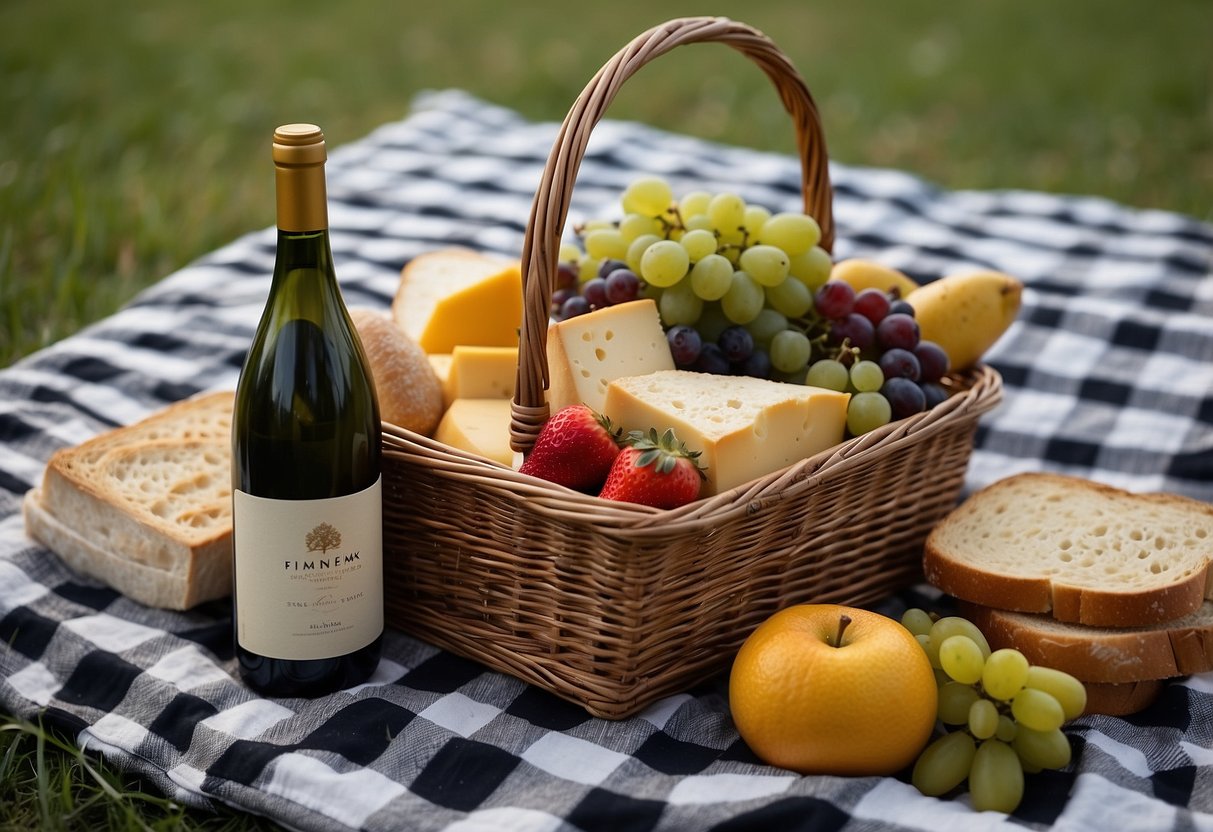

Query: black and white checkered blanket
[2,90,1211,831]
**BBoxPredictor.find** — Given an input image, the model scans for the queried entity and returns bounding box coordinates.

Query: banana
[831,258,920,299]
[906,270,1023,370]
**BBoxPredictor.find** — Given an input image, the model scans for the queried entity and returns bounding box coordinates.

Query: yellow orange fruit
[729,604,937,776]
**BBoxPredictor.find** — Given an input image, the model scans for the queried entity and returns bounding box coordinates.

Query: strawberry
[518,404,623,491]
[598,428,705,509]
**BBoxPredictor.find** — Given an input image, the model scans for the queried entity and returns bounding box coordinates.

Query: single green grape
[937,681,980,725]
[996,714,1018,743]
[721,271,764,324]
[757,212,821,256]
[806,359,849,392]
[846,392,892,435]
[678,190,712,218]
[680,228,719,263]
[969,739,1024,814]
[640,240,690,288]
[658,278,703,327]
[707,192,747,235]
[849,360,884,393]
[559,242,582,263]
[1025,665,1087,721]
[1012,726,1072,771]
[619,212,663,242]
[577,256,601,283]
[683,213,714,232]
[982,648,1030,702]
[765,277,813,318]
[900,608,934,637]
[744,308,789,347]
[626,233,662,273]
[912,731,976,797]
[689,254,734,301]
[585,228,628,261]
[743,204,771,237]
[769,330,811,374]
[968,698,1000,740]
[788,245,833,290]
[1011,688,1066,733]
[939,634,985,685]
[929,617,992,660]
[738,244,791,287]
[622,177,673,216]
[915,633,942,670]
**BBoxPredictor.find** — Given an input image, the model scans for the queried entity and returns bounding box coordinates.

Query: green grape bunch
[553,176,954,439]
[900,608,1088,814]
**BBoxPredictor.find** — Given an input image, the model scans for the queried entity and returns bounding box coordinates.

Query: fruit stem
[833,614,852,647]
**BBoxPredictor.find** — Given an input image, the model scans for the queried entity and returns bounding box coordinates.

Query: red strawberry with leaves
[598,428,705,509]
[518,404,623,491]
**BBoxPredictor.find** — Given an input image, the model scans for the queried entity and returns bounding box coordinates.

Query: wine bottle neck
[275,163,328,233]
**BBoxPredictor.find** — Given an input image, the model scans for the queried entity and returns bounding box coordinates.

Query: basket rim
[383,363,1002,532]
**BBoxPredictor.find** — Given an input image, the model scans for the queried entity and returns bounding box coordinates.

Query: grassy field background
[0,0,1209,827]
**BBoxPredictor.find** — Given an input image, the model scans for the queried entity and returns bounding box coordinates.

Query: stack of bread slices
[924,472,1213,715]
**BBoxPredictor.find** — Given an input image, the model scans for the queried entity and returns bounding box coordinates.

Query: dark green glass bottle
[231,124,383,697]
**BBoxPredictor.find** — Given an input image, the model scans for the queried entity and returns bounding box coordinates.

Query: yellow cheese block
[427,353,453,387]
[442,345,517,408]
[432,398,519,468]
[603,370,850,497]
[547,299,674,415]
[392,249,523,354]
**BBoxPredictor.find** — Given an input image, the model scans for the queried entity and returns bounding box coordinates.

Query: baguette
[923,472,1213,627]
[25,391,234,609]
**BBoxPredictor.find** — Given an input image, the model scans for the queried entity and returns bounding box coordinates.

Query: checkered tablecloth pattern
[2,90,1212,831]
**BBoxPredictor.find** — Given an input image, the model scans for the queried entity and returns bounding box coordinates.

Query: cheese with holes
[603,370,850,497]
[433,398,519,468]
[439,345,517,407]
[392,249,523,354]
[546,299,674,414]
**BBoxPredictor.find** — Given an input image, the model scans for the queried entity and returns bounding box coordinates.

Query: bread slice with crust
[25,391,234,609]
[923,472,1213,627]
[960,600,1213,716]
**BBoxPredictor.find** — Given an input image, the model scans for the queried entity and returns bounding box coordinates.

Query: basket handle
[511,16,834,453]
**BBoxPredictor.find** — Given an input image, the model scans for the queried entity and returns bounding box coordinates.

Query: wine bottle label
[233,477,383,660]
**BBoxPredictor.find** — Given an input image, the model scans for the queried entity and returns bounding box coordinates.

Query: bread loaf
[25,391,234,610]
[348,307,444,436]
[923,472,1213,627]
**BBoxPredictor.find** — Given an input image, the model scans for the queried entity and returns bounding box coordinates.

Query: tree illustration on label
[306,522,342,554]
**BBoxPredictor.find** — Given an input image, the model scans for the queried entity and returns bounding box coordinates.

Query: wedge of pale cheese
[392,248,523,354]
[432,398,519,468]
[546,299,674,414]
[603,370,849,497]
[439,345,517,408]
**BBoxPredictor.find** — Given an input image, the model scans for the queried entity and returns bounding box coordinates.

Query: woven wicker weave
[381,16,1003,719]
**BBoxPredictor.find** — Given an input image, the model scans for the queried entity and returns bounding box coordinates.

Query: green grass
[0,0,1209,827]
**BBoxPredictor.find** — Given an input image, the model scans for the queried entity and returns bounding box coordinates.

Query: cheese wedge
[603,370,849,497]
[432,398,518,468]
[546,299,674,414]
[392,249,523,354]
[441,345,517,408]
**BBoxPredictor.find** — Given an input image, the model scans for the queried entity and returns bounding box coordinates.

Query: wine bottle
[231,123,383,697]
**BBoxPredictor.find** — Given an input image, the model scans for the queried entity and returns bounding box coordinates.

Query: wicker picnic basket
[380,16,1003,719]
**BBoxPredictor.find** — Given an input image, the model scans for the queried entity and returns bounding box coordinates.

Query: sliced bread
[959,599,1213,716]
[959,600,1213,684]
[26,391,234,609]
[923,472,1213,627]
